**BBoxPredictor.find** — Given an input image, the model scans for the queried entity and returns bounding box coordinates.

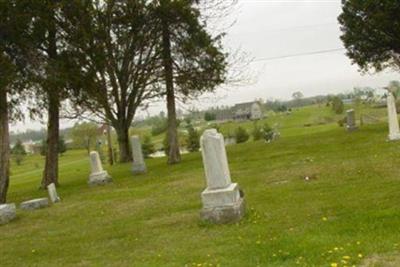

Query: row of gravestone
[0,183,60,225]
[346,91,400,141]
[0,131,245,226]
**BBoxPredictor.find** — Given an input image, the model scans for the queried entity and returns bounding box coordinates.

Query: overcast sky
[10,0,400,132]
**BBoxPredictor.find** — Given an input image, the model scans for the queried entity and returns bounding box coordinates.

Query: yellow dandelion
[343,256,351,260]
[330,263,338,267]
[322,217,328,221]
[358,253,363,258]
[334,247,339,251]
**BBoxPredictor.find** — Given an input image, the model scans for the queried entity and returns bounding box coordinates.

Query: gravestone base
[200,183,245,224]
[0,203,16,225]
[388,133,400,141]
[132,163,147,174]
[88,171,112,186]
[20,198,49,211]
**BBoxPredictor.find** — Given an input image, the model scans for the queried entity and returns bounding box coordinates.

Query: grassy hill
[1,105,399,266]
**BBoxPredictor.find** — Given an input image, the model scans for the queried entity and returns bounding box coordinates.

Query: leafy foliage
[141,136,155,159]
[262,123,274,142]
[235,126,249,143]
[339,1,400,72]
[204,112,216,121]
[186,125,200,152]
[252,123,263,141]
[332,97,344,114]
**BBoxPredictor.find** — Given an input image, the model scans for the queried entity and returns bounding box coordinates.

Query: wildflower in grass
[330,263,338,267]
[358,253,363,258]
[356,241,361,245]
[343,256,350,260]
[322,217,328,221]
[334,247,339,251]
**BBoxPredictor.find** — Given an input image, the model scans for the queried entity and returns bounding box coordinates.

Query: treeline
[10,128,70,144]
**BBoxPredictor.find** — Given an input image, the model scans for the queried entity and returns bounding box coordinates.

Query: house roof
[233,101,260,111]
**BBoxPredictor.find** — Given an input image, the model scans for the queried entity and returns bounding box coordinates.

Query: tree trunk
[42,90,59,188]
[0,88,10,203]
[161,21,181,165]
[115,126,130,163]
[106,124,114,165]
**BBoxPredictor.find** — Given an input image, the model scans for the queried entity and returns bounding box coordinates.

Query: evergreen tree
[150,0,228,164]
[339,1,400,72]
[186,125,200,152]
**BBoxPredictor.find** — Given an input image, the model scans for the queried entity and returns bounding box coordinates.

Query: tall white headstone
[346,109,358,132]
[88,151,112,186]
[199,129,245,224]
[47,183,60,203]
[386,91,400,141]
[131,136,147,174]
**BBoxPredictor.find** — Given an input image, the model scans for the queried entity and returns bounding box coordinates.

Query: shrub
[235,126,249,143]
[186,125,200,152]
[332,97,344,114]
[337,117,346,127]
[263,123,274,142]
[151,119,168,136]
[58,136,67,155]
[40,137,67,156]
[204,112,216,121]
[252,123,263,141]
[12,139,26,165]
[141,135,155,158]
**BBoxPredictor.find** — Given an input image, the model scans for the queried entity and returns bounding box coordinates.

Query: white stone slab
[200,129,232,190]
[20,198,49,210]
[346,109,358,132]
[131,136,146,174]
[47,183,60,203]
[199,129,245,224]
[0,203,16,225]
[387,92,400,141]
[201,183,240,209]
[88,151,112,186]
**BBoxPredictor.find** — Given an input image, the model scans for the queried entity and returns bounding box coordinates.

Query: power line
[252,48,346,62]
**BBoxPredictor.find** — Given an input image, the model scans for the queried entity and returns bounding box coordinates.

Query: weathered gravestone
[88,151,112,186]
[20,198,49,210]
[131,136,146,174]
[199,129,245,224]
[47,183,60,203]
[346,109,358,132]
[0,203,16,225]
[386,91,400,141]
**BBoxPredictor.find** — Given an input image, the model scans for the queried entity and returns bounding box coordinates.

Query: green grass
[1,105,400,266]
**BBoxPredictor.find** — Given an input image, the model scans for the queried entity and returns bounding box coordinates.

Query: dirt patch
[360,253,400,267]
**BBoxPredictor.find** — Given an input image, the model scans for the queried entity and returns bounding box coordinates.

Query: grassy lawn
[1,105,400,266]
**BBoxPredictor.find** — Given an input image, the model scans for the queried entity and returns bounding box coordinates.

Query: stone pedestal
[131,136,146,174]
[386,92,400,141]
[199,129,245,224]
[88,151,112,186]
[0,203,16,225]
[346,109,358,132]
[20,198,49,210]
[47,183,60,203]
